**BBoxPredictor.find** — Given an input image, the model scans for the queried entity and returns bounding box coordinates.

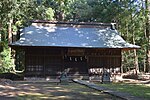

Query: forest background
[0,0,149,74]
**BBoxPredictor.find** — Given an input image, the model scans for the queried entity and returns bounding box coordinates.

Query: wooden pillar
[24,48,27,77]
[43,48,46,77]
[61,48,65,72]
[86,55,89,78]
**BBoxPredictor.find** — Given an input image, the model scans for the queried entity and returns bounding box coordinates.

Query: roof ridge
[31,20,115,26]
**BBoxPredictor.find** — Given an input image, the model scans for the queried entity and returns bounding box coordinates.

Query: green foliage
[45,7,54,20]
[0,48,14,73]
[68,0,93,21]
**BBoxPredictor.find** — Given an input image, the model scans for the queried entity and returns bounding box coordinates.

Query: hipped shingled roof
[10,21,140,49]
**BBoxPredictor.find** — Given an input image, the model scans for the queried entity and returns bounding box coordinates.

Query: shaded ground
[0,82,122,100]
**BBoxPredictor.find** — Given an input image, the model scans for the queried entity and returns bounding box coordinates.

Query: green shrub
[0,48,14,73]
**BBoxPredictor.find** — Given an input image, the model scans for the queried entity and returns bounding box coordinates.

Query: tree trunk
[144,57,146,72]
[131,14,139,74]
[58,1,65,21]
[8,19,13,44]
[58,11,64,21]
[133,33,139,74]
[134,49,139,74]
[145,0,150,72]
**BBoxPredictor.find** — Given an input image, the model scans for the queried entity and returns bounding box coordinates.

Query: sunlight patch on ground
[145,84,150,87]
[91,92,101,96]
[80,91,89,95]
[0,85,6,88]
[0,91,17,97]
[50,95,71,99]
[19,92,43,96]
[146,93,150,96]
[28,88,40,91]
[39,96,49,99]
[53,86,62,89]
[58,89,70,92]
[0,85,16,89]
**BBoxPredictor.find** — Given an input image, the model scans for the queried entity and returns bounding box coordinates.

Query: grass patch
[97,83,150,99]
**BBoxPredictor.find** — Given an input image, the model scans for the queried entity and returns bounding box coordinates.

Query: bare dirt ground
[0,82,122,100]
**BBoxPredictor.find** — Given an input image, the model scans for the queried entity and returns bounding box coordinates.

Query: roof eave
[9,44,140,50]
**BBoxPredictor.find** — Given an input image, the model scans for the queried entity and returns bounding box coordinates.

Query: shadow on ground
[0,82,122,100]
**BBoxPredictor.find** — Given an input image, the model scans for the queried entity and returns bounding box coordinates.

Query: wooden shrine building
[10,21,140,79]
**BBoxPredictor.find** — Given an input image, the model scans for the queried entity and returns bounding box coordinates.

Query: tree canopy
[0,0,149,73]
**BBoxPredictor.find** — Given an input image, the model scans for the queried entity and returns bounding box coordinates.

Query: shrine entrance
[64,48,88,77]
[64,56,88,75]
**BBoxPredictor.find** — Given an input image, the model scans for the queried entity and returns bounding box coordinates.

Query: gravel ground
[0,82,122,100]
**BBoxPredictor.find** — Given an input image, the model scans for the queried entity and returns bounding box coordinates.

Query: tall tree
[0,0,55,73]
[145,0,150,72]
